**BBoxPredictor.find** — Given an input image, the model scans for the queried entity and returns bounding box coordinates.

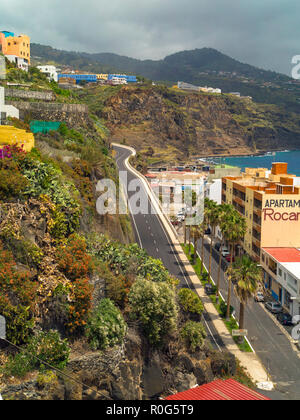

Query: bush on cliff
[85,299,127,351]
[128,278,178,345]
[180,321,207,352]
[2,330,70,378]
[178,288,204,317]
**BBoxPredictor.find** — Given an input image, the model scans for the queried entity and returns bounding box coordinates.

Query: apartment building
[0,31,30,71]
[222,163,300,262]
[37,65,58,82]
[261,248,300,317]
[0,87,19,124]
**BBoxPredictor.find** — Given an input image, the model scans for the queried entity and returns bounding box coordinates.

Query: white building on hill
[37,65,58,82]
[0,87,19,124]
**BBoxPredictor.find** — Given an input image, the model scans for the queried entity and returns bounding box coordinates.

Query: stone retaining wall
[7,101,89,126]
[5,89,56,102]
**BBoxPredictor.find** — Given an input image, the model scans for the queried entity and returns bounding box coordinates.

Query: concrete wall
[7,101,89,126]
[5,88,55,102]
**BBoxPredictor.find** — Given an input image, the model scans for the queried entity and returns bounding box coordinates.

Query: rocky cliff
[98,85,300,163]
[1,327,237,400]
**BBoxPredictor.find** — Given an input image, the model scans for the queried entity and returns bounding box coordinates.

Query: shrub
[68,277,93,334]
[180,321,207,352]
[58,234,94,281]
[85,299,127,350]
[219,301,234,319]
[178,288,204,316]
[0,168,28,200]
[0,243,37,344]
[2,331,70,378]
[129,278,178,345]
[26,330,70,371]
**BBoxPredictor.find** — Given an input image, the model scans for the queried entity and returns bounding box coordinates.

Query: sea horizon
[212,150,300,176]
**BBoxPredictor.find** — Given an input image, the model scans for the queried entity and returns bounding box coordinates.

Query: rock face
[101,86,300,160]
[1,327,237,401]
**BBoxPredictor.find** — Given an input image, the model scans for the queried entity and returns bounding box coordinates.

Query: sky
[1,0,300,75]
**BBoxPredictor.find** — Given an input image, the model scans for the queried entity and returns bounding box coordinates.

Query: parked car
[221,248,230,258]
[205,283,215,296]
[277,313,293,326]
[255,291,265,303]
[265,302,283,314]
[215,243,222,252]
[225,254,235,263]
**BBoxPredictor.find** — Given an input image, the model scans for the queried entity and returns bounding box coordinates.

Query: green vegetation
[180,321,207,352]
[86,299,127,351]
[129,278,178,345]
[178,288,204,316]
[181,244,252,353]
[2,331,70,378]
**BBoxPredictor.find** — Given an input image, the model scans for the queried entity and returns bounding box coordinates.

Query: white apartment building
[262,248,300,317]
[0,86,19,124]
[6,55,29,72]
[111,76,127,85]
[37,65,58,82]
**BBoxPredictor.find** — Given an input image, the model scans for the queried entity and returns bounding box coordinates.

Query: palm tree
[204,199,220,283]
[230,256,261,340]
[190,225,203,265]
[216,204,232,301]
[221,209,247,319]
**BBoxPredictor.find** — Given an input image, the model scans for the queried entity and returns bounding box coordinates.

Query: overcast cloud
[1,0,299,75]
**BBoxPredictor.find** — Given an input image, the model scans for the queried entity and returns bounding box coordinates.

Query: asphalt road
[114,145,225,352]
[199,237,300,400]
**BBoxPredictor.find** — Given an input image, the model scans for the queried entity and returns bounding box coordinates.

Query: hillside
[79,84,300,164]
[31,44,300,111]
[0,60,248,401]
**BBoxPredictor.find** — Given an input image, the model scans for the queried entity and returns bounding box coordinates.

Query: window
[278,269,282,277]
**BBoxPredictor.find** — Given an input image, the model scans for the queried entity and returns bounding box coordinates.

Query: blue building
[58,74,97,84]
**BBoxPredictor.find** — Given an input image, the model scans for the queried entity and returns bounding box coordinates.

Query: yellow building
[96,74,108,80]
[0,126,35,152]
[222,163,300,262]
[0,32,30,71]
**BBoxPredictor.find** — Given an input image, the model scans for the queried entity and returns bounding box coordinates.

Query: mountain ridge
[31,43,300,112]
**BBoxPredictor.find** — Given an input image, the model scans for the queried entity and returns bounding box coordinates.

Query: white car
[221,248,230,257]
[255,292,265,303]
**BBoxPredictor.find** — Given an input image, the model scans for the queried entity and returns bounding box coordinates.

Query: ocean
[214,150,300,176]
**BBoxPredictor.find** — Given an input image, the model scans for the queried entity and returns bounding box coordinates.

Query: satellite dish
[0,316,6,340]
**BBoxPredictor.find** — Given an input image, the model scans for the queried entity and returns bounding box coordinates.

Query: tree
[128,278,178,345]
[216,204,233,300]
[204,199,220,283]
[190,225,202,265]
[230,256,261,339]
[221,209,247,319]
[85,299,127,350]
[180,321,207,352]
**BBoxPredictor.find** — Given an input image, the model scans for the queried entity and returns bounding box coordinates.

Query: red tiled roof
[165,379,271,401]
[263,248,300,263]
